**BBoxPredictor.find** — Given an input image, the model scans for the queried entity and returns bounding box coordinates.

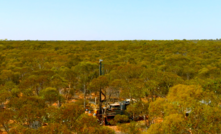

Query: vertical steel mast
[99,59,106,125]
[99,59,103,114]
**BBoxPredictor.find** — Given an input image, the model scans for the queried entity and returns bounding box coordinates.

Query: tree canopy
[1,40,221,133]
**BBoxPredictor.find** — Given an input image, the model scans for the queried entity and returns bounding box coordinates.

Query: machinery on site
[96,100,131,125]
[94,59,131,125]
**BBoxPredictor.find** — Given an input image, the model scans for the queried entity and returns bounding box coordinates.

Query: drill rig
[96,59,130,125]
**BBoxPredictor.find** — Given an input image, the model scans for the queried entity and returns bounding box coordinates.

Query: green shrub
[109,120,116,125]
[114,114,129,123]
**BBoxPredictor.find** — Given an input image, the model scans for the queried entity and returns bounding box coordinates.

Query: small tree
[40,87,59,106]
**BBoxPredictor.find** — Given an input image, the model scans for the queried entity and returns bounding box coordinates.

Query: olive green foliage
[114,114,129,123]
[0,40,221,133]
[147,84,221,134]
[118,121,142,134]
[40,87,60,105]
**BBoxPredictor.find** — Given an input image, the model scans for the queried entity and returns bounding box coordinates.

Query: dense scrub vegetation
[0,40,221,133]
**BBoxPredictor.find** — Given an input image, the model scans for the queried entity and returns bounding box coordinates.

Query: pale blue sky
[0,0,220,40]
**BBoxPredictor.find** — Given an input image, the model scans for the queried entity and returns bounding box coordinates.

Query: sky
[0,0,221,40]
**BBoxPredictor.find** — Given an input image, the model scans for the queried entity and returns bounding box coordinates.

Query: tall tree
[74,61,98,108]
